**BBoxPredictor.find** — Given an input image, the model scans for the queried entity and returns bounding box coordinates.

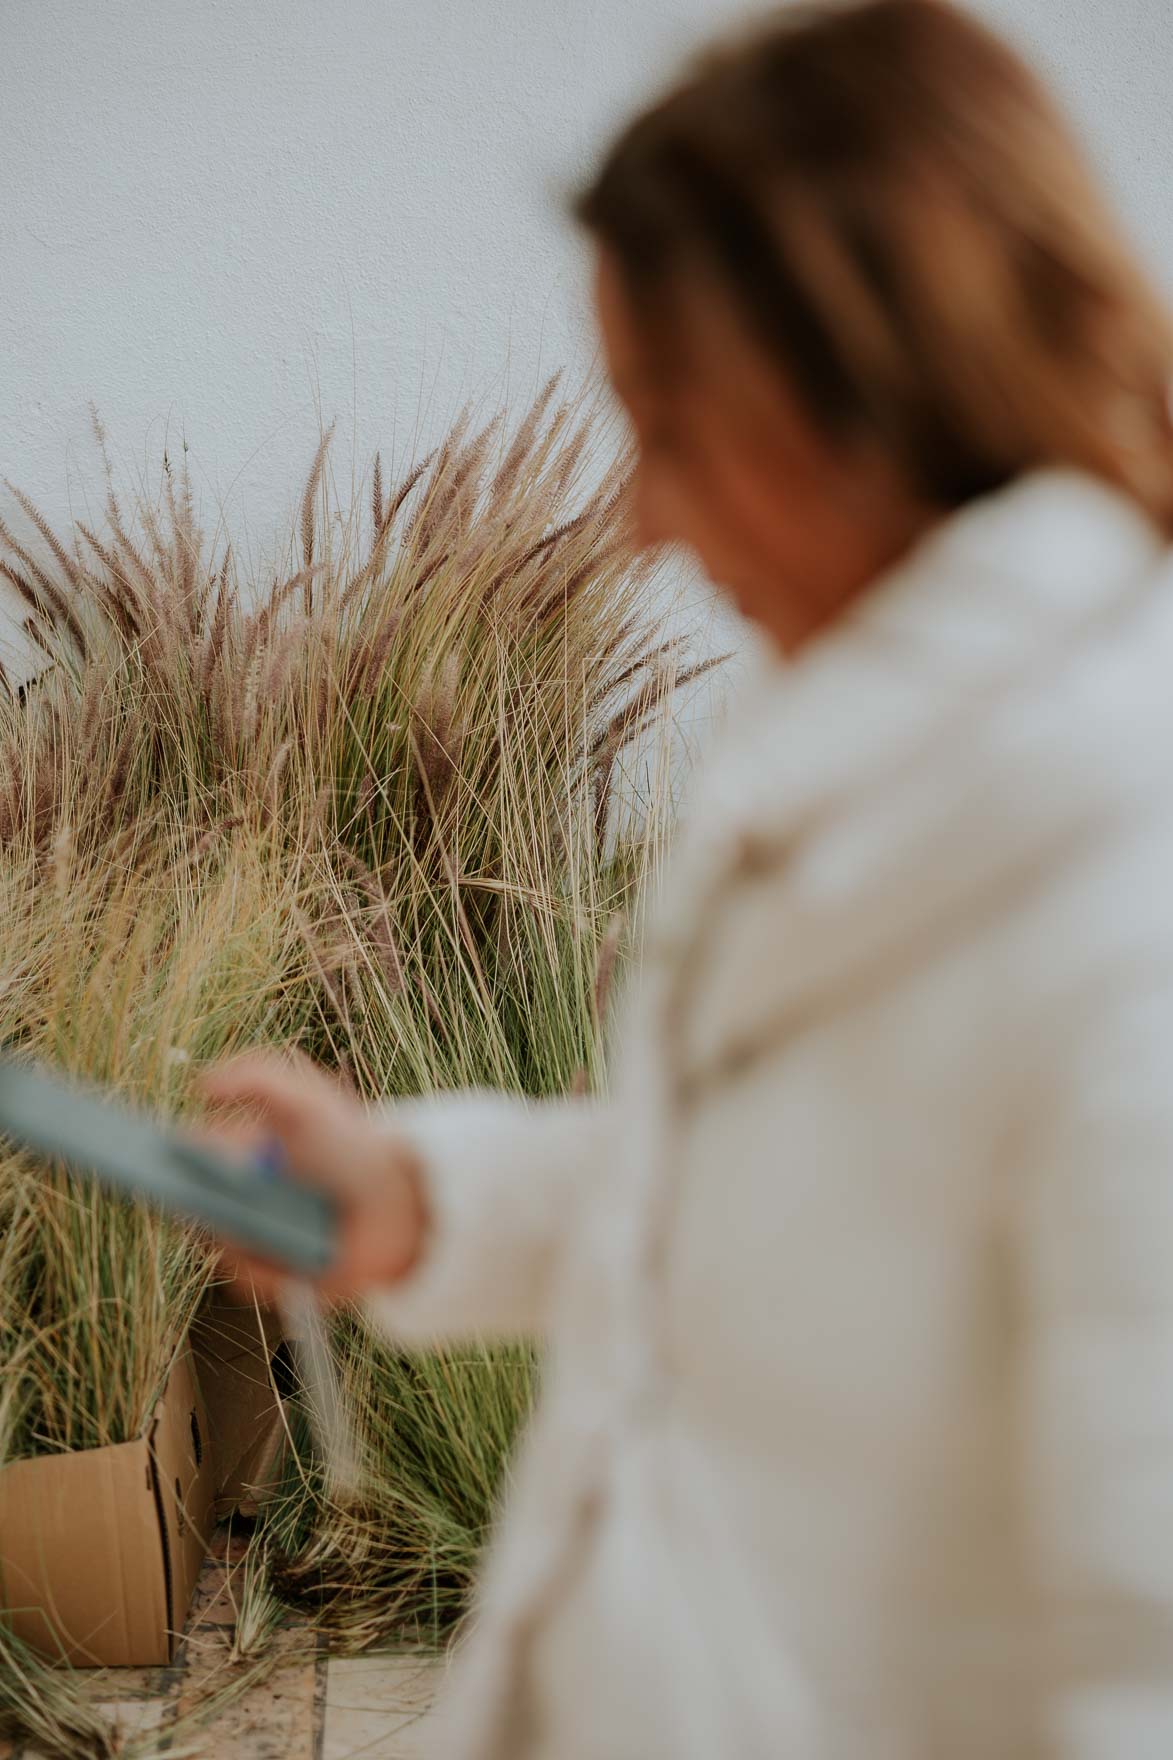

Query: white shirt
[368,467,1173,1760]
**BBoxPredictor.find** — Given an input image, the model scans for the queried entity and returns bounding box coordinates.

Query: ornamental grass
[0,370,727,1753]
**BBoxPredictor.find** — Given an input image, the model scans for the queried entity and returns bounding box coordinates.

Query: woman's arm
[362,1087,616,1342]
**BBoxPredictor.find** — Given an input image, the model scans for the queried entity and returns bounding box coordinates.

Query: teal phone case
[0,1053,337,1275]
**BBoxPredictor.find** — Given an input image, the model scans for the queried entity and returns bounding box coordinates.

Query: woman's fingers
[193,1044,424,1294]
[200,1046,348,1104]
[199,1050,330,1127]
[196,1047,380,1227]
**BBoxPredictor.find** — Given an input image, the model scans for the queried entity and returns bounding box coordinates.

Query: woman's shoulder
[676,467,1173,843]
[648,470,1173,1026]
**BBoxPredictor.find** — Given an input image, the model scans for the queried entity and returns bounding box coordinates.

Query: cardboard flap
[0,1436,164,1666]
[0,1344,213,1668]
[147,1345,214,1642]
[192,1290,287,1513]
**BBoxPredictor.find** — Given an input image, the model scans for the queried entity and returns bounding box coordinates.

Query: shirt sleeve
[361,1086,617,1343]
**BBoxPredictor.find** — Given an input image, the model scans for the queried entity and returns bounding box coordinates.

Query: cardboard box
[190,1289,290,1519]
[0,1344,213,1667]
[0,1291,289,1667]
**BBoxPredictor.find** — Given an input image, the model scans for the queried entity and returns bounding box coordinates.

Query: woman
[201,2,1173,1754]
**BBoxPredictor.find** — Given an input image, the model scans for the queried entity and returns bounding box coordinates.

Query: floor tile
[94,1698,167,1739]
[323,1654,447,1760]
[171,1625,320,1759]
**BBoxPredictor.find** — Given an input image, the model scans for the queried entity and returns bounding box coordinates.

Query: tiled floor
[2,1531,451,1759]
[323,1656,447,1760]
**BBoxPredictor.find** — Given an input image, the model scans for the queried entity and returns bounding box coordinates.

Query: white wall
[2,0,1170,651]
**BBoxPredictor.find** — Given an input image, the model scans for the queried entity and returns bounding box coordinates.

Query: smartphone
[0,1052,338,1276]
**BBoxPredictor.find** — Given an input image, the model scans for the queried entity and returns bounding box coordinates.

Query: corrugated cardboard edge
[149,1346,216,1645]
[0,1345,213,1667]
[191,1289,288,1518]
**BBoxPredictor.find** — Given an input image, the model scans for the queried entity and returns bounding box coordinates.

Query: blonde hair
[569,0,1173,529]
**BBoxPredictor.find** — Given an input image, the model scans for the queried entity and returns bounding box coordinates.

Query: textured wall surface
[2,0,1170,655]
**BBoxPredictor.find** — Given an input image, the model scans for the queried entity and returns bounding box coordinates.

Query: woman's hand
[195,1047,428,1306]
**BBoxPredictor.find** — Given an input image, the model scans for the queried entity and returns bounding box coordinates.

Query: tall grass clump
[0,369,728,1727]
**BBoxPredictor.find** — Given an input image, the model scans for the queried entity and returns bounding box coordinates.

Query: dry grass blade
[371,451,384,536]
[300,422,337,594]
[0,1623,118,1758]
[592,908,626,1030]
[486,368,564,512]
